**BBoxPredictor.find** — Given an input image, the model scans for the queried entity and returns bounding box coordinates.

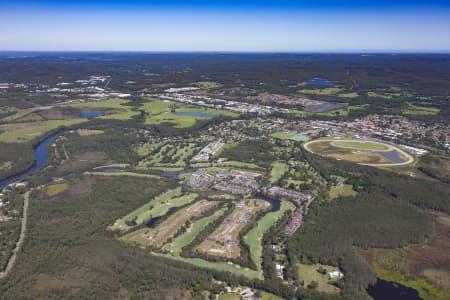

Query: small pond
[146,207,179,228]
[304,78,334,87]
[95,166,125,173]
[373,150,407,164]
[367,278,423,300]
[312,103,347,113]
[78,111,105,118]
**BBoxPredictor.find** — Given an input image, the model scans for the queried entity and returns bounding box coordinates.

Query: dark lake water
[367,279,423,300]
[254,192,281,212]
[78,111,105,118]
[146,207,179,228]
[175,111,215,118]
[312,103,347,113]
[304,78,334,87]
[95,166,125,172]
[374,150,406,164]
[159,168,197,179]
[0,132,58,188]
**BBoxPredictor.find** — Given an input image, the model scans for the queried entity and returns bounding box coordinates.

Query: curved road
[0,191,30,279]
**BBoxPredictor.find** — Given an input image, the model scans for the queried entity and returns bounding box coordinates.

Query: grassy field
[46,182,69,196]
[110,187,184,231]
[163,207,227,256]
[77,129,104,136]
[85,171,161,179]
[69,99,139,120]
[138,143,199,168]
[123,200,216,248]
[271,132,311,142]
[195,81,223,89]
[329,184,357,200]
[314,104,368,117]
[0,119,86,143]
[261,291,282,300]
[0,161,12,171]
[218,293,240,300]
[402,105,440,115]
[299,87,343,95]
[243,200,295,269]
[338,92,359,98]
[141,99,237,128]
[155,252,261,279]
[269,162,288,184]
[296,263,339,293]
[197,200,269,259]
[1,107,37,122]
[332,140,389,151]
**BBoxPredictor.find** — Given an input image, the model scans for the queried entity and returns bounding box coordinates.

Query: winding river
[0,132,58,188]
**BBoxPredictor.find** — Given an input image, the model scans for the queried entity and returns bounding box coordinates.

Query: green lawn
[296,263,339,293]
[271,132,310,142]
[0,119,87,143]
[195,81,223,89]
[300,87,343,95]
[141,99,237,128]
[110,187,186,231]
[270,161,288,184]
[70,98,139,120]
[329,184,357,200]
[155,252,261,279]
[338,92,359,98]
[85,171,161,179]
[243,200,295,270]
[0,161,13,171]
[261,291,282,300]
[332,140,389,151]
[402,105,440,116]
[218,293,240,300]
[46,182,69,196]
[314,104,368,117]
[163,207,227,256]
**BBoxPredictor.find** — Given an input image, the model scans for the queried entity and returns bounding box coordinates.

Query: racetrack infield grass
[270,132,311,142]
[304,139,413,166]
[332,140,389,151]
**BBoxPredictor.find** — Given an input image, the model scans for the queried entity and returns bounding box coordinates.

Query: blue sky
[1,0,450,52]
